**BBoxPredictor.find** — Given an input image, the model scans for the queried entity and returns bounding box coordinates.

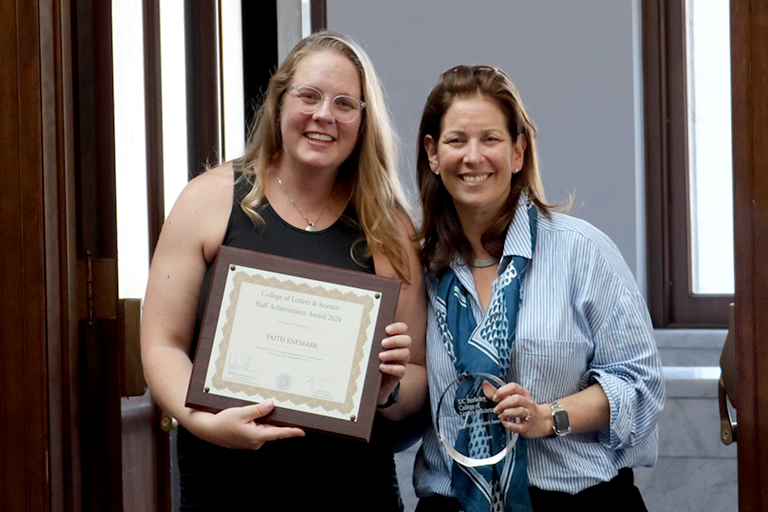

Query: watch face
[553,411,570,432]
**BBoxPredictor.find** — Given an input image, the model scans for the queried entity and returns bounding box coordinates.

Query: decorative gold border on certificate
[209,269,375,415]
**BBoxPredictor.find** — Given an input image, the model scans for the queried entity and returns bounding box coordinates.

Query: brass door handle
[718,378,737,445]
[718,303,737,445]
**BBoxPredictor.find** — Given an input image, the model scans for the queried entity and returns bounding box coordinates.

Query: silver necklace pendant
[277,175,333,233]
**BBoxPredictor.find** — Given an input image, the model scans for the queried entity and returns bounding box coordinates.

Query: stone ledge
[663,366,720,398]
[654,329,728,349]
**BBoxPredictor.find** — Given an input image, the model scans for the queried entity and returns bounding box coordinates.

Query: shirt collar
[502,194,534,259]
[447,194,535,275]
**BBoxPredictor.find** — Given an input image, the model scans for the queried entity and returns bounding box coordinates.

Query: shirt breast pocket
[510,337,593,402]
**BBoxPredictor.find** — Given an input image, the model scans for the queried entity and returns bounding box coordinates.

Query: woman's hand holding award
[437,372,518,467]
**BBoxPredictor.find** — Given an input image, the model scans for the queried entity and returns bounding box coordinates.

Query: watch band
[377,382,400,409]
[548,400,572,436]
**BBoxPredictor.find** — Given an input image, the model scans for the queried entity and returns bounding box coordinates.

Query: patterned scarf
[433,203,537,512]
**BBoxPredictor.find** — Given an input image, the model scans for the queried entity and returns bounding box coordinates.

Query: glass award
[436,372,518,467]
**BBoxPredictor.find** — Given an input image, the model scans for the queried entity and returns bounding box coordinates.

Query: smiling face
[425,95,526,224]
[279,49,363,177]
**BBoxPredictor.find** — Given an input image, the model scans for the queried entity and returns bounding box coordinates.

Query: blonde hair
[234,31,412,283]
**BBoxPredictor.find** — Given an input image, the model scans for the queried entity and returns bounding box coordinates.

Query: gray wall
[328,0,647,290]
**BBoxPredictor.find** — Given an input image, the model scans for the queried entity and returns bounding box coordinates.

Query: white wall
[328,0,646,289]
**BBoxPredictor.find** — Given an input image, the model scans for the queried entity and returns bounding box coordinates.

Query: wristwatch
[548,400,571,436]
[377,382,400,409]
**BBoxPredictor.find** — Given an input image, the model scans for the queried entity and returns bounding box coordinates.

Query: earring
[435,171,440,176]
[514,168,520,173]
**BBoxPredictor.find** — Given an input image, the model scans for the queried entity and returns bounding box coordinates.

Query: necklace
[470,257,499,268]
[277,176,334,232]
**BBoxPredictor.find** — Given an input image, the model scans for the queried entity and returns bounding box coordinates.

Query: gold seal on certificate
[436,372,518,467]
[186,246,400,442]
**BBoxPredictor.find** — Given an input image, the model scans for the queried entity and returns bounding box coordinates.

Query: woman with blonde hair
[141,31,426,511]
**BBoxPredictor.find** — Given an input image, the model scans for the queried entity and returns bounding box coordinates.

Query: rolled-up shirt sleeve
[586,287,665,450]
[417,209,665,496]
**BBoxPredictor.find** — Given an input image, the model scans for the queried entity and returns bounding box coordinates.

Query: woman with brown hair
[413,65,663,511]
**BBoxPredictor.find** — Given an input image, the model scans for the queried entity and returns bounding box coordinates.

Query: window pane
[302,0,311,38]
[160,0,189,216]
[221,0,245,161]
[687,0,734,294]
[112,0,149,299]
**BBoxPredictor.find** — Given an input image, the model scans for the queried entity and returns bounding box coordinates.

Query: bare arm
[141,164,304,449]
[372,214,428,421]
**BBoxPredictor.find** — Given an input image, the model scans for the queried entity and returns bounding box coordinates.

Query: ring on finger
[523,407,531,422]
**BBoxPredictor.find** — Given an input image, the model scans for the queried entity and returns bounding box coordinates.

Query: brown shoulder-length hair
[233,31,413,283]
[416,65,552,275]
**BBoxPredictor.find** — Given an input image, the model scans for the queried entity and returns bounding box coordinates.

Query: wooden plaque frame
[186,246,400,442]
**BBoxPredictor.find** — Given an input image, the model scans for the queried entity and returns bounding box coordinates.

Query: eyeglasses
[288,85,366,123]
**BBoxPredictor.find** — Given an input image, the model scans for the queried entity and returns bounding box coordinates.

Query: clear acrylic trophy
[436,372,518,467]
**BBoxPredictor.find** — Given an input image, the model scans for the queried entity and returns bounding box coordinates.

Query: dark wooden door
[0,0,167,510]
[731,1,768,509]
[72,1,168,510]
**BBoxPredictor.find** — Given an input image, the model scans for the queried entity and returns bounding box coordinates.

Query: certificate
[186,246,401,442]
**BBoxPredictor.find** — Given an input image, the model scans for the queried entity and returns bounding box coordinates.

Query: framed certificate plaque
[186,246,401,442]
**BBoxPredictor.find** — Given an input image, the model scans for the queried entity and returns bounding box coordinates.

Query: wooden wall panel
[0,0,52,511]
[1,0,81,510]
[40,0,81,508]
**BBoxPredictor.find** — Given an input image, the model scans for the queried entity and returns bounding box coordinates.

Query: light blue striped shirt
[414,202,665,497]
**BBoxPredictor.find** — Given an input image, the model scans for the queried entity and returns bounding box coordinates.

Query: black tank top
[180,173,403,512]
[193,175,374,354]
